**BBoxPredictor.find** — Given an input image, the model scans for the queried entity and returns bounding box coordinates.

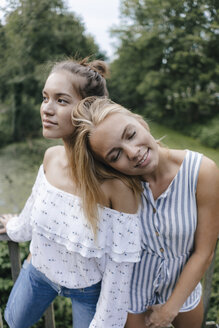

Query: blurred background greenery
[0,0,218,149]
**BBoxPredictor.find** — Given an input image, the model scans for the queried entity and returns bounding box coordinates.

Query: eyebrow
[121,125,129,139]
[105,125,130,160]
[56,93,71,98]
[42,90,71,98]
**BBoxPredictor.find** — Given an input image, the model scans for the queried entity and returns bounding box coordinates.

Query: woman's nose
[41,100,55,116]
[126,145,139,160]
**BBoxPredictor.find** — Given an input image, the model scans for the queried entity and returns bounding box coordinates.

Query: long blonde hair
[69,96,148,233]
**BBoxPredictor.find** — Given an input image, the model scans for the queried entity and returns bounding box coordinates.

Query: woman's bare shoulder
[198,155,219,185]
[43,145,65,171]
[101,178,139,214]
[197,155,219,204]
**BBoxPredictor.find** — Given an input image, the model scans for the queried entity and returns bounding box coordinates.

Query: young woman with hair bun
[0,58,142,328]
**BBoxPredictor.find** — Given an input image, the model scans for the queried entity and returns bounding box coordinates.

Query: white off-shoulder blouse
[6,165,141,327]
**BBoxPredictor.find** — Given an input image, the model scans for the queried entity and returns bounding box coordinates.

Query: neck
[141,147,170,184]
[60,137,74,169]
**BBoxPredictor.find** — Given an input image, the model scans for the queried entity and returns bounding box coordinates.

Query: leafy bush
[199,117,219,149]
[0,242,72,328]
[207,247,219,323]
[0,102,13,147]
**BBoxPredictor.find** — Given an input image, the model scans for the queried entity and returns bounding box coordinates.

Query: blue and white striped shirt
[129,150,203,313]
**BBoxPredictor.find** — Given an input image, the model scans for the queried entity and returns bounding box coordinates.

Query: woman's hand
[0,214,14,233]
[145,304,177,328]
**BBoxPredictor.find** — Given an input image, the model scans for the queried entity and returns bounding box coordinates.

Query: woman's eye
[42,96,48,102]
[128,131,136,140]
[110,151,121,162]
[58,98,68,104]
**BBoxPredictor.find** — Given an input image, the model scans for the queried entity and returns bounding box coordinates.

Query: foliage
[108,0,219,147]
[0,101,13,146]
[198,116,219,148]
[0,243,72,328]
[149,121,219,164]
[53,297,72,328]
[0,241,31,327]
[0,242,13,307]
[0,0,104,144]
[207,246,219,323]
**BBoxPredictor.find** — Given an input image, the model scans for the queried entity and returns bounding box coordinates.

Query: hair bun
[89,60,109,78]
[79,57,109,78]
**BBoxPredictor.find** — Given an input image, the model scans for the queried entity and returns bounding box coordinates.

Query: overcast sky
[67,0,121,59]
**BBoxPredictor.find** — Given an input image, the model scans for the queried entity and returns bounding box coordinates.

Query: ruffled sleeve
[84,209,141,326]
[6,166,43,242]
[96,207,141,263]
[32,193,141,263]
[89,254,135,327]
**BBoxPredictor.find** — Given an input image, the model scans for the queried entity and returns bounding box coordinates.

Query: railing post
[7,241,21,282]
[45,304,56,328]
[0,310,3,328]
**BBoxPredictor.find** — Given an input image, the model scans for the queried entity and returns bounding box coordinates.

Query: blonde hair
[69,96,148,233]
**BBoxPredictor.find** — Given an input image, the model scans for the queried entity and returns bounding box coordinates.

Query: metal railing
[0,234,218,328]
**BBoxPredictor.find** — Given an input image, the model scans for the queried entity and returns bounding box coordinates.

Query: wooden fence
[0,234,218,328]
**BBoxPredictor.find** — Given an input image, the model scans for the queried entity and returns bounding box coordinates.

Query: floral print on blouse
[7,165,141,327]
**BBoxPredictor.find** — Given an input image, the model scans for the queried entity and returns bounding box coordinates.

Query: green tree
[0,0,104,144]
[109,0,219,133]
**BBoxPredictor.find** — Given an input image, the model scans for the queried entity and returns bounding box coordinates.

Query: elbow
[200,250,215,272]
[205,251,215,268]
[194,249,216,273]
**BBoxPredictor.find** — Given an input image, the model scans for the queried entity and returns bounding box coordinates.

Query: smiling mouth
[135,149,149,167]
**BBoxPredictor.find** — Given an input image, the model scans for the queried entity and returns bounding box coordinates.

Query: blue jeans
[4,260,101,328]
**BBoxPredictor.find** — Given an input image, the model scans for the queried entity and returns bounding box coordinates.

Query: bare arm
[146,157,219,327]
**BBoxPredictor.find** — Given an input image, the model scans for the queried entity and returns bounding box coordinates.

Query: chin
[42,131,58,139]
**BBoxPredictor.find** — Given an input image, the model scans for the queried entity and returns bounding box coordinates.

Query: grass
[150,122,219,165]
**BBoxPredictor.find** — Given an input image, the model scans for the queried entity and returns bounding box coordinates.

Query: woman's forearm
[164,250,214,313]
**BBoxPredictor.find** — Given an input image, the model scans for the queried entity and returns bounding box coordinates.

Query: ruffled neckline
[40,164,139,217]
[29,165,141,263]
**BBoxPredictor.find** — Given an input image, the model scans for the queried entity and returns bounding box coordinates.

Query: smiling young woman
[88,111,159,176]
[71,96,219,328]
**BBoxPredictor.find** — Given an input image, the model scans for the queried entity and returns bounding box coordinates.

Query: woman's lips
[42,120,58,127]
[135,149,150,168]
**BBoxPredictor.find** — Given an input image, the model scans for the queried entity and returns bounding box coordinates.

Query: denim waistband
[22,259,102,296]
